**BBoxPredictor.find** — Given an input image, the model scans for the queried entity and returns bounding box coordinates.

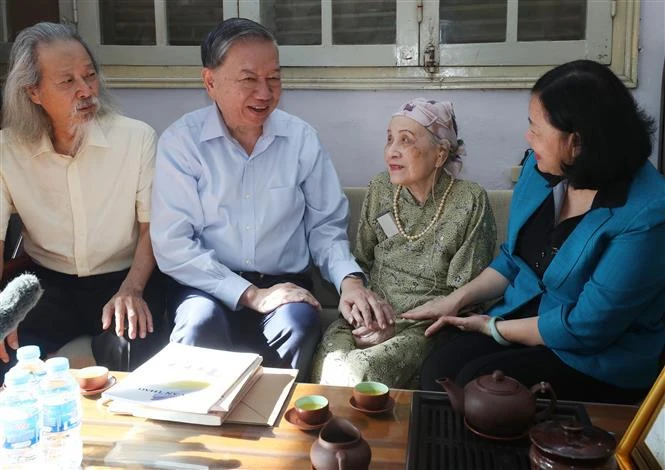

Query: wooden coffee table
[80,378,638,469]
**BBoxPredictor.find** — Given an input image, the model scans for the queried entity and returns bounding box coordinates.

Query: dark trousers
[168,272,321,382]
[420,327,648,404]
[0,265,167,382]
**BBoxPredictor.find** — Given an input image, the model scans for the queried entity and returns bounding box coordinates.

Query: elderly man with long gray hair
[0,22,166,381]
[151,18,391,381]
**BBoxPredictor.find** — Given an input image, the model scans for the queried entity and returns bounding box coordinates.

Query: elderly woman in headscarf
[311,98,497,388]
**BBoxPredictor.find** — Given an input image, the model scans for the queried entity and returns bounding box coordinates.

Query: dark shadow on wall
[659,58,664,175]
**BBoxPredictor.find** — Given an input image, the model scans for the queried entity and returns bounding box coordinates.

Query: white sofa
[55,188,513,368]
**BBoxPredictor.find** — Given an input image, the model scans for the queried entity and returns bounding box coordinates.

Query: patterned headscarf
[393,98,465,177]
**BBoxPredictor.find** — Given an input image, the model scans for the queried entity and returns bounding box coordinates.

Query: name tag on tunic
[377,212,399,238]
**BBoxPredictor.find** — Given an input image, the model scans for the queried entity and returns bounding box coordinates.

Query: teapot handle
[336,450,347,470]
[531,381,557,422]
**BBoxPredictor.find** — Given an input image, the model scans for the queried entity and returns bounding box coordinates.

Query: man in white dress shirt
[151,18,393,380]
[0,23,165,380]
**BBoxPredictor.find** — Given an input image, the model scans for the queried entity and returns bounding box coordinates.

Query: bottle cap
[4,367,31,386]
[17,345,41,361]
[45,356,70,373]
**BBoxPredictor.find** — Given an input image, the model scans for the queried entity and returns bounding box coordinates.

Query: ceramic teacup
[353,381,390,410]
[294,395,329,425]
[75,366,109,391]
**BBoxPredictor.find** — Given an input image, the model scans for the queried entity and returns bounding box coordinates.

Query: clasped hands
[338,277,396,348]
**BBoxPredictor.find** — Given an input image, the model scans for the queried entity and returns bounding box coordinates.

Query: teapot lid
[476,370,521,395]
[529,421,616,462]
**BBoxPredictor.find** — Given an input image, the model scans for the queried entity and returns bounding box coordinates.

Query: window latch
[424,43,437,74]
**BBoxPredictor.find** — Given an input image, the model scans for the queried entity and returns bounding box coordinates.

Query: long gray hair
[201,18,277,69]
[2,22,114,143]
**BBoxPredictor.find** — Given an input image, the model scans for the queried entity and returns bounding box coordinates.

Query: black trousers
[0,265,167,382]
[420,327,648,404]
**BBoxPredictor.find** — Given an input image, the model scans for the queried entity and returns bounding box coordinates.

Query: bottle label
[2,408,40,449]
[42,399,80,433]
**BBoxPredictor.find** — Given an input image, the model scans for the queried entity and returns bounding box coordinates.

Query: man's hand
[338,277,394,329]
[101,282,153,340]
[240,282,321,314]
[0,329,18,363]
[401,295,463,337]
[352,323,395,348]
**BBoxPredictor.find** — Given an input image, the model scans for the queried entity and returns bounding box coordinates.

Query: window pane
[332,0,396,45]
[518,0,586,41]
[100,0,156,45]
[167,0,223,45]
[439,0,507,44]
[6,0,59,41]
[261,0,321,46]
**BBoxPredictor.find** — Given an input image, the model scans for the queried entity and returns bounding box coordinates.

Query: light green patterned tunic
[311,171,496,387]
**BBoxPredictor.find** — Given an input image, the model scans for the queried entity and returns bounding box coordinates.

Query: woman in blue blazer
[404,60,665,403]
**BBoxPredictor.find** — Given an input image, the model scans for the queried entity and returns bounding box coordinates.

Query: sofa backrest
[312,188,513,309]
[488,189,512,253]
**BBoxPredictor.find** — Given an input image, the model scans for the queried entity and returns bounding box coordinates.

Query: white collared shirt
[0,113,156,276]
[151,105,361,309]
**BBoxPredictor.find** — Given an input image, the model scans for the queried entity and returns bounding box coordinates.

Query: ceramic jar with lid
[529,421,617,469]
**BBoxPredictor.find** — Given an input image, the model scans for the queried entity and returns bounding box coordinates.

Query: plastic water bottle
[40,357,82,469]
[15,345,47,386]
[0,367,43,468]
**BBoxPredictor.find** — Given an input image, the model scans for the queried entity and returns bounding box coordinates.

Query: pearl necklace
[392,177,455,241]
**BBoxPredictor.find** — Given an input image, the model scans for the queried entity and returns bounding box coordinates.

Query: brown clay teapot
[310,417,371,470]
[437,370,557,439]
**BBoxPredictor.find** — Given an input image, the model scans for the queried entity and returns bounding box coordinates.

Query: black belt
[236,271,313,291]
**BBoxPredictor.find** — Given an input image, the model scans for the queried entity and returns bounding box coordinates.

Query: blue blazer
[489,152,665,389]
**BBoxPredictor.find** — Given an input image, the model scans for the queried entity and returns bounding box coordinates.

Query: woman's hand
[352,323,396,348]
[436,314,491,336]
[439,315,544,347]
[402,268,510,337]
[401,295,463,337]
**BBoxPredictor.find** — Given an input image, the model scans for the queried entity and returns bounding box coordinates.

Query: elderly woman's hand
[352,323,396,348]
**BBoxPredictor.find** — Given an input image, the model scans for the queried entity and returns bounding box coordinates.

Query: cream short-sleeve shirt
[0,113,156,276]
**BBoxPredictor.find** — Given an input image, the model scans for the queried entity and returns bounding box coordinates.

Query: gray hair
[201,18,277,69]
[1,22,114,143]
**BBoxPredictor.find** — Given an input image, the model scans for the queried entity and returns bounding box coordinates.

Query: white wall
[114,1,664,189]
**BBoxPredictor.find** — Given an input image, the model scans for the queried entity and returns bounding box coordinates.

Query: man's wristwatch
[342,272,367,288]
